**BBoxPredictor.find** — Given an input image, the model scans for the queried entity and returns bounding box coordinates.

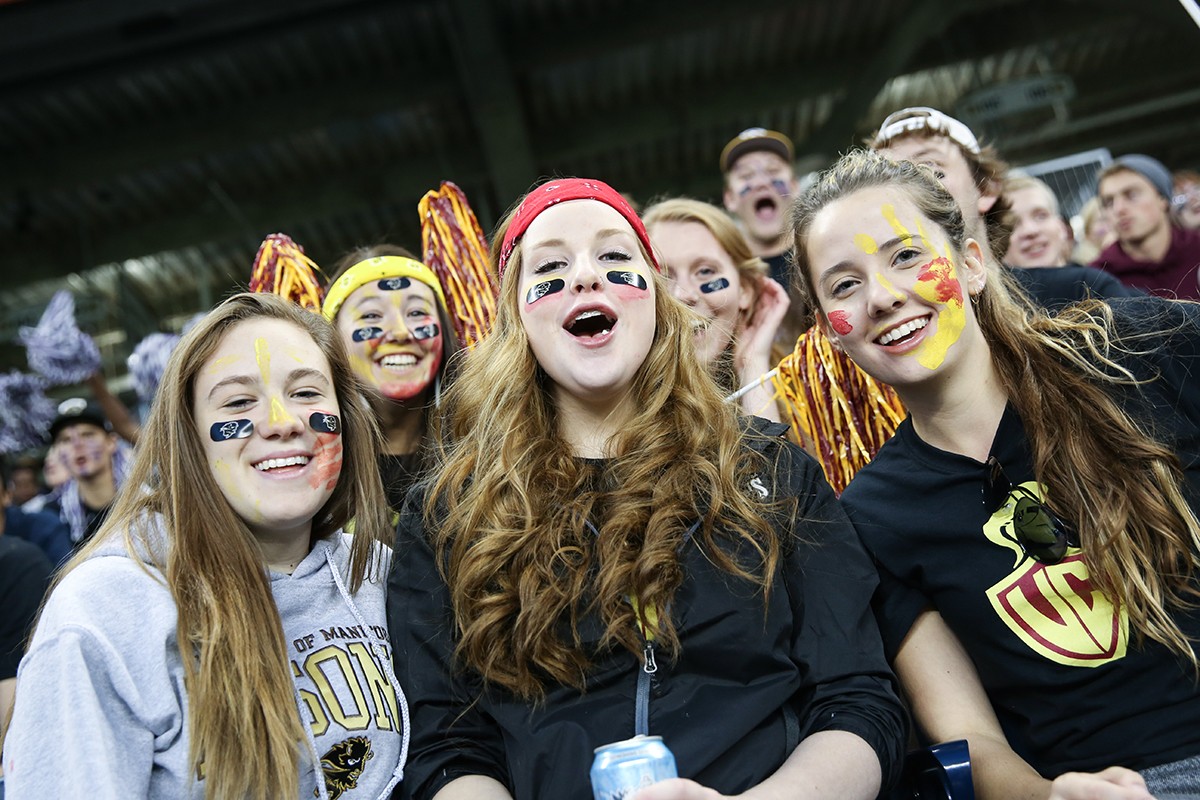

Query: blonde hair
[792,150,1200,666]
[425,196,782,700]
[43,293,390,799]
[643,197,768,308]
[643,197,772,388]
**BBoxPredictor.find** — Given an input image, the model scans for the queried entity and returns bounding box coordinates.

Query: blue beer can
[590,734,678,800]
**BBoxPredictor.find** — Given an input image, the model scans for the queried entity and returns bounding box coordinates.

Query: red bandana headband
[497,178,660,280]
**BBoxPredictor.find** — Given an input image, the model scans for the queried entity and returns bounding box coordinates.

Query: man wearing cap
[43,398,127,550]
[720,127,799,289]
[869,107,1139,310]
[1092,154,1200,300]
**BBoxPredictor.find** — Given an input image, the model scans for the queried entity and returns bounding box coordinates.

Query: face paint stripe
[854,234,878,255]
[210,419,253,441]
[254,337,271,384]
[378,277,412,291]
[352,326,385,342]
[309,412,341,434]
[700,277,730,294]
[269,396,292,426]
[410,323,439,341]
[875,273,906,301]
[882,203,914,245]
[606,271,648,291]
[827,310,853,335]
[525,278,565,305]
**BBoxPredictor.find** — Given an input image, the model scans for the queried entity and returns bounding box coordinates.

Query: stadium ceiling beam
[0,0,415,93]
[3,151,488,285]
[0,1,1155,197]
[0,73,456,195]
[439,0,538,203]
[800,0,986,159]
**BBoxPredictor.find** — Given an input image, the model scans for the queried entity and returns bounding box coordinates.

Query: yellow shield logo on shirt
[983,483,1128,667]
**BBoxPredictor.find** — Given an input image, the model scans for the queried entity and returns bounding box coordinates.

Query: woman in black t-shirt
[790,149,1200,799]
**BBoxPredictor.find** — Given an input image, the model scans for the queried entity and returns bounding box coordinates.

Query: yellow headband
[321,256,447,320]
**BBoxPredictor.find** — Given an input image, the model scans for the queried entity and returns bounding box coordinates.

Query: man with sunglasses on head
[869,107,1140,311]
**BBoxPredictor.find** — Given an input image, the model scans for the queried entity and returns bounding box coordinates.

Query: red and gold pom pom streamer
[419,182,498,348]
[772,326,906,495]
[249,233,325,312]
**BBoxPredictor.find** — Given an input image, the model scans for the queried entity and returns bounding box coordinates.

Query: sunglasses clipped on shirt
[982,457,1080,565]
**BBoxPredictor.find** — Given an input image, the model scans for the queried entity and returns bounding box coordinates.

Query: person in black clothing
[323,245,460,514]
[42,399,127,549]
[0,457,71,566]
[0,534,52,784]
[791,149,1200,799]
[389,178,906,800]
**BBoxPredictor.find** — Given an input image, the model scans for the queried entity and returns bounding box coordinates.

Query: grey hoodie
[3,526,408,800]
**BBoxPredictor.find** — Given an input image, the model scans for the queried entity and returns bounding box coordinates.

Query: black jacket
[388,419,906,799]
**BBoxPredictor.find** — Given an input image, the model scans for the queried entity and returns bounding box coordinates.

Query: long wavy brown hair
[425,195,782,700]
[791,150,1200,666]
[37,293,390,799]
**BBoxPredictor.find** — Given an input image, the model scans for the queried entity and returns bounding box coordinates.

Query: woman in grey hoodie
[4,293,409,800]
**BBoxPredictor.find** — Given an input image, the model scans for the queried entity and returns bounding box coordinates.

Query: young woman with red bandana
[323,246,460,513]
[388,178,905,800]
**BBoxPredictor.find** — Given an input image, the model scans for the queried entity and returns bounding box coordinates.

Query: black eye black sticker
[525,279,565,305]
[410,323,440,340]
[607,271,648,291]
[700,277,730,294]
[378,277,412,291]
[309,412,341,434]
[210,419,253,442]
[352,327,384,342]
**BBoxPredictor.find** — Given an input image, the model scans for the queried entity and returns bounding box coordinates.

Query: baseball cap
[720,128,795,172]
[871,107,981,155]
[1110,154,1173,201]
[48,397,110,441]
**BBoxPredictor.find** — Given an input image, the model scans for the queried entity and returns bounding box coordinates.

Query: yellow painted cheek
[214,460,259,520]
[916,303,966,370]
[349,352,376,384]
[854,234,878,254]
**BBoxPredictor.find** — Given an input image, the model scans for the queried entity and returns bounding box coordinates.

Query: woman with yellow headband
[323,245,460,512]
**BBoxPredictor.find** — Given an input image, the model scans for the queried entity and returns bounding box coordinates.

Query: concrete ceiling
[1,0,1197,382]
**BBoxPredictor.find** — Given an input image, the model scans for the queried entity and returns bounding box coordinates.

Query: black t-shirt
[841,296,1200,777]
[380,452,424,516]
[762,252,791,289]
[1008,263,1142,312]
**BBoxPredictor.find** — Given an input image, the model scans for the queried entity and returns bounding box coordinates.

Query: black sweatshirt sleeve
[774,443,909,791]
[387,488,511,800]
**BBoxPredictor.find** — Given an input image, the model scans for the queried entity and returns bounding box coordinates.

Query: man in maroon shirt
[1092,154,1200,301]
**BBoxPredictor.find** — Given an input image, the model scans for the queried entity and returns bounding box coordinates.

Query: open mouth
[566,309,617,338]
[876,316,929,346]
[754,196,778,219]
[254,455,310,472]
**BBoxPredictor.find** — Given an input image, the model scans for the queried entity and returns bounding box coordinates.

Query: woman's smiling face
[193,317,342,541]
[334,278,443,402]
[804,185,987,390]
